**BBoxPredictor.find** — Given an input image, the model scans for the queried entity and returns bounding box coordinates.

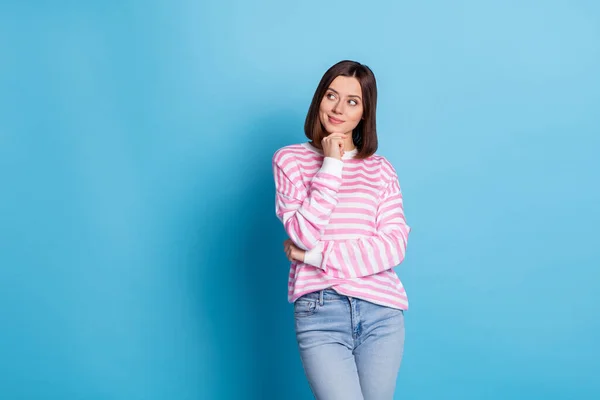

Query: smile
[328,116,345,124]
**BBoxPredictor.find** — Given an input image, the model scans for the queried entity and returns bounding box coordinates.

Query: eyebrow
[327,88,362,100]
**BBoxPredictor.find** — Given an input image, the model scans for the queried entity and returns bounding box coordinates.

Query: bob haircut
[304,60,378,159]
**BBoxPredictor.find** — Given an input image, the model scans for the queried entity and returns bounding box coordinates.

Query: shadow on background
[191,110,312,399]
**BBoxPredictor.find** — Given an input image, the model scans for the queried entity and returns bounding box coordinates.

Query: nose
[332,99,343,115]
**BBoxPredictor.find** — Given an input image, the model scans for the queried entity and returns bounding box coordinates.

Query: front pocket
[294,299,318,318]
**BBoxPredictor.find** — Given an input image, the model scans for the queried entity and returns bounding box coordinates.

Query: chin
[322,122,344,134]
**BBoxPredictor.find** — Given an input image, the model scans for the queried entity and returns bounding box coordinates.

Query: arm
[303,167,410,277]
[273,151,344,251]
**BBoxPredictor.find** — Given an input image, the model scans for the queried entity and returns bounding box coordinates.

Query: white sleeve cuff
[303,242,324,267]
[320,157,343,177]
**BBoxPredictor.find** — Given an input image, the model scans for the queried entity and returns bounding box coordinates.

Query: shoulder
[360,153,398,180]
[272,143,313,166]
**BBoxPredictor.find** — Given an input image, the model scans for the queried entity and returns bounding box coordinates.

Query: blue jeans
[294,289,405,400]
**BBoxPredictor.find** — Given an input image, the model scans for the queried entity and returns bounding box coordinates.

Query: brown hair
[304,60,378,159]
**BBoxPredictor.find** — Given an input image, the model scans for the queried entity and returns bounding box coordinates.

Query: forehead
[328,76,362,96]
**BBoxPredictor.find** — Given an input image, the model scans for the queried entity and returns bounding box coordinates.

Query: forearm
[275,157,344,250]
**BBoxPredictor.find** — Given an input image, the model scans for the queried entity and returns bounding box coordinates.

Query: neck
[343,136,356,151]
[310,138,357,152]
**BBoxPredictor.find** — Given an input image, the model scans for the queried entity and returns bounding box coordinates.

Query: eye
[348,99,358,106]
[326,92,336,100]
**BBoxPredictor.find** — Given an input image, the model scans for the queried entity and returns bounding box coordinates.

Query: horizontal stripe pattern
[273,142,411,310]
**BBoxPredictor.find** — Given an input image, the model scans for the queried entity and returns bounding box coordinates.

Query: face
[319,75,364,136]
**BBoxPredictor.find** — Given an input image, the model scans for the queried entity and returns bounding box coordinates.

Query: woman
[272,60,411,400]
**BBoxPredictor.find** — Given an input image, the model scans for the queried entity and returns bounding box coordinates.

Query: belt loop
[319,289,324,306]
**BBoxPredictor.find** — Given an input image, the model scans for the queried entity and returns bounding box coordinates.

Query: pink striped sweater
[272,142,411,310]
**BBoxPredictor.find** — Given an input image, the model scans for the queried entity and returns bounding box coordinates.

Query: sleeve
[303,163,410,277]
[272,150,344,251]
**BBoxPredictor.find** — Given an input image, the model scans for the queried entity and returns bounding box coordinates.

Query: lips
[328,115,344,124]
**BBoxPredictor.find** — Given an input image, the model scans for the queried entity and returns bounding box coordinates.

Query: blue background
[1,1,599,399]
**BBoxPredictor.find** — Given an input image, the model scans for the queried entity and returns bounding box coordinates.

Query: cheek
[319,103,332,124]
[347,107,364,123]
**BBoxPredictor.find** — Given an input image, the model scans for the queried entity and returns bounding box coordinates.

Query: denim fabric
[294,289,405,400]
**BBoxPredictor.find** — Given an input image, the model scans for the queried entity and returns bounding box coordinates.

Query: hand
[321,132,348,160]
[283,239,305,262]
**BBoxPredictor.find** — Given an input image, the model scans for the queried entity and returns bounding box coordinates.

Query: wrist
[303,243,324,267]
[321,157,344,176]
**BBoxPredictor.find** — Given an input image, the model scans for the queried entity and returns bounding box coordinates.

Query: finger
[323,134,348,142]
[293,249,304,262]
